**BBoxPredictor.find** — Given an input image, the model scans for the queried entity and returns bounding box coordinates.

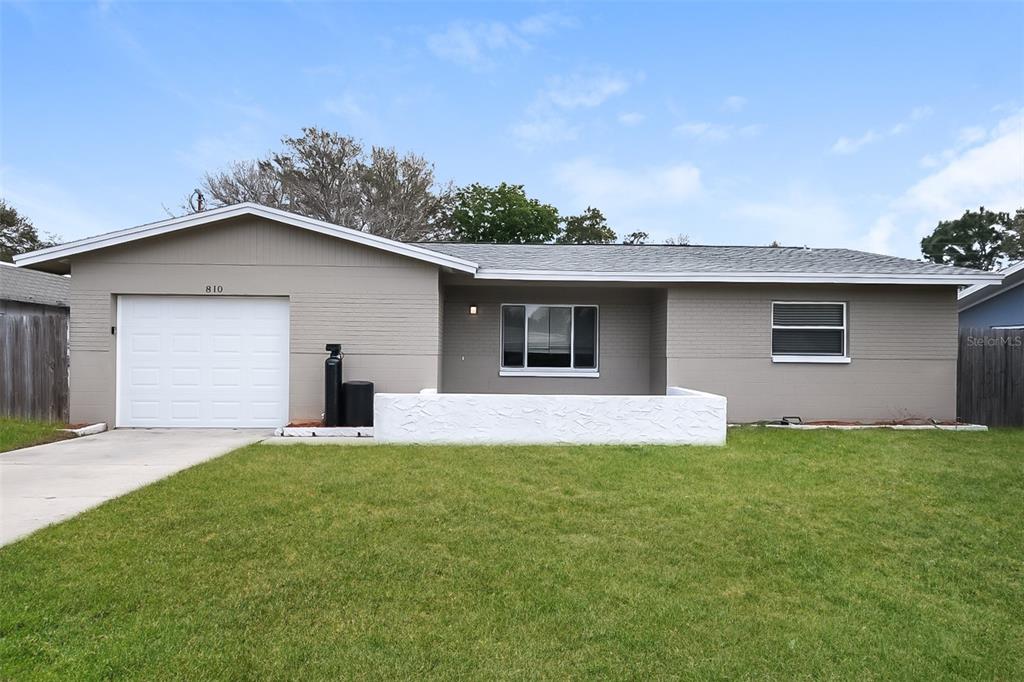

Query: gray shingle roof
[0,262,70,307]
[416,243,988,278]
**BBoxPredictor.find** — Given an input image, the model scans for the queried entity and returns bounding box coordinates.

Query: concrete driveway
[0,429,269,546]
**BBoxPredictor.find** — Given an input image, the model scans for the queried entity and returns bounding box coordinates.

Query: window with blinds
[771,302,847,357]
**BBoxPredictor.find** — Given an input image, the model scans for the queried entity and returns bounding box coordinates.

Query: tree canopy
[621,231,649,245]
[920,206,1024,270]
[199,127,636,245]
[0,200,57,262]
[201,128,450,241]
[441,182,561,243]
[555,207,617,244]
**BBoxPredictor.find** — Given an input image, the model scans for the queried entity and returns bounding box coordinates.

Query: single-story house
[14,202,999,427]
[958,261,1023,329]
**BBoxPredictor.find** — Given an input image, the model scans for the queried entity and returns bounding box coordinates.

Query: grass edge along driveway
[0,418,72,453]
[1,428,1021,679]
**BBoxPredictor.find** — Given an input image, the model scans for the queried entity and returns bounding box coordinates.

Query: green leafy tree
[443,182,561,243]
[622,231,649,245]
[556,207,616,244]
[921,206,1024,270]
[0,200,58,262]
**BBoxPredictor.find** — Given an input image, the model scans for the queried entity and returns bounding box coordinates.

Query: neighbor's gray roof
[0,262,70,307]
[958,261,1024,310]
[418,243,990,278]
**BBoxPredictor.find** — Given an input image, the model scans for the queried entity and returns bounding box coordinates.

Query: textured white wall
[374,387,727,445]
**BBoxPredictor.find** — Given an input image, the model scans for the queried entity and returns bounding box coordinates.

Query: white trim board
[14,203,479,274]
[958,261,1024,311]
[958,260,1024,300]
[472,268,1000,285]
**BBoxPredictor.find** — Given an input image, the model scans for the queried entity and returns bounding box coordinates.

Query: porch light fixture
[468,304,478,315]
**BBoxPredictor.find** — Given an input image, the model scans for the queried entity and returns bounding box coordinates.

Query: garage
[117,296,289,428]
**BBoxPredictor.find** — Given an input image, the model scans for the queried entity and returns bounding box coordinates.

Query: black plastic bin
[342,381,374,427]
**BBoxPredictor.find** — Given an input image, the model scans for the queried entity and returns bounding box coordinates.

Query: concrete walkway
[0,429,268,546]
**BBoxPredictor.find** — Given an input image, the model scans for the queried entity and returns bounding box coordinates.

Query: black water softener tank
[324,344,344,426]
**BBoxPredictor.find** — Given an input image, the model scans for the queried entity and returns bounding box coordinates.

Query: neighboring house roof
[0,261,70,307]
[957,260,1024,312]
[14,202,1000,286]
[13,203,478,275]
[420,242,1000,285]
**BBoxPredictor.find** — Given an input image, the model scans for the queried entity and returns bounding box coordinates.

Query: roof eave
[12,203,479,275]
[957,260,1024,309]
[471,269,1003,285]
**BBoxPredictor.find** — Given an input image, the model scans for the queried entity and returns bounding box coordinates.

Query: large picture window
[501,304,599,375]
[771,302,849,363]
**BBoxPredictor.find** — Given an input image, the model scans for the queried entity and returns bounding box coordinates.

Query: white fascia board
[13,203,479,274]
[958,277,1024,312]
[958,260,1024,304]
[472,269,1004,285]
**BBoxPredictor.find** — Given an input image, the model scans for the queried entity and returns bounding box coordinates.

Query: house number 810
[205,285,224,293]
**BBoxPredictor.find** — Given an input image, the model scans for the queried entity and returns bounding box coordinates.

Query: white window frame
[770,301,851,364]
[499,303,600,377]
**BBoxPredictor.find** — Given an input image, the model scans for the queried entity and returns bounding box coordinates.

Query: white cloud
[175,125,265,174]
[868,109,1023,255]
[322,91,383,136]
[517,12,576,36]
[510,117,578,144]
[554,157,702,207]
[957,125,987,146]
[737,113,1022,257]
[174,99,271,173]
[729,187,859,248]
[831,106,932,155]
[721,95,747,112]
[618,112,645,126]
[324,92,367,120]
[512,69,634,146]
[900,112,1023,218]
[675,121,762,142]
[542,71,631,110]
[426,13,575,69]
[920,125,990,168]
[551,158,703,238]
[862,214,898,254]
[831,129,881,154]
[0,167,118,240]
[426,21,527,69]
[910,106,934,121]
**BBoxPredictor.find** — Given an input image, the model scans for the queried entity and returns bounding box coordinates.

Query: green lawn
[0,418,72,453]
[1,429,1022,679]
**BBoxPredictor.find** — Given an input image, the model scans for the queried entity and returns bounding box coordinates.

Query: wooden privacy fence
[957,327,1024,427]
[0,313,69,423]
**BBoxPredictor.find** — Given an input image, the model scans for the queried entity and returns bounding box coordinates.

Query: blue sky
[2,1,1022,257]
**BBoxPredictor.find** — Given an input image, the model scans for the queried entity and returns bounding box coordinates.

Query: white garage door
[117,296,289,427]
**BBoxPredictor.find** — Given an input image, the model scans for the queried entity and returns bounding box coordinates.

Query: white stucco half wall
[374,387,727,446]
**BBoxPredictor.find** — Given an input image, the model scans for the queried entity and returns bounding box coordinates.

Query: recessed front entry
[116,296,289,427]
